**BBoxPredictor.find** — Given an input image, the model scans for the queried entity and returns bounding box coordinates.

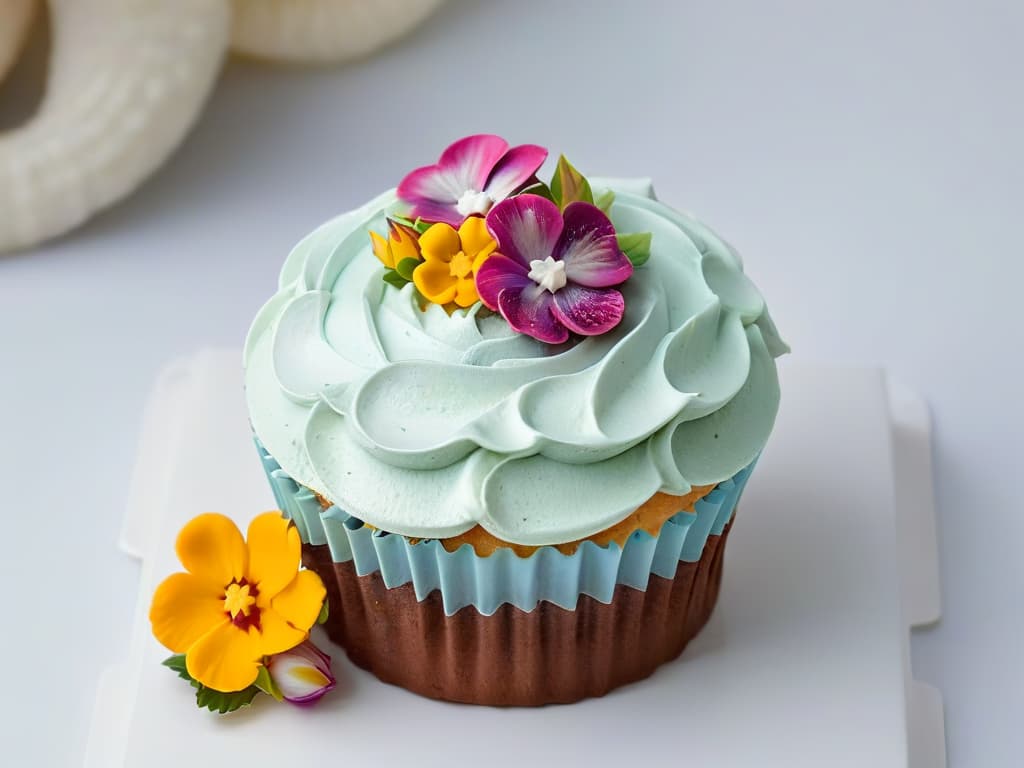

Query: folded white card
[85,349,944,768]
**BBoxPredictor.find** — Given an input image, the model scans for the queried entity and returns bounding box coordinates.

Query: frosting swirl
[244,179,788,546]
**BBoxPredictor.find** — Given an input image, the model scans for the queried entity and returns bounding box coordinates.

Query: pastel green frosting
[244,178,789,546]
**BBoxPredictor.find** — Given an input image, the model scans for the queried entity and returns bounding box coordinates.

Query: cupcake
[244,135,788,706]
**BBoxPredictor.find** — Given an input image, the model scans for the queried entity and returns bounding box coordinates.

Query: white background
[0,0,1021,765]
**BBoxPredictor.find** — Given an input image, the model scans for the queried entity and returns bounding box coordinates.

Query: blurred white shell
[230,0,446,63]
[0,0,37,85]
[0,0,229,253]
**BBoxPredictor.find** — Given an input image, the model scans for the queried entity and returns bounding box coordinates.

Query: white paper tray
[85,349,945,767]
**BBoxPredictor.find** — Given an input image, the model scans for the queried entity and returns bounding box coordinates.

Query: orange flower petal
[256,606,309,656]
[418,222,459,262]
[388,221,421,263]
[186,622,263,692]
[245,512,300,599]
[413,259,458,305]
[370,231,394,268]
[176,513,247,587]
[149,572,228,654]
[270,569,326,632]
[453,277,480,308]
[458,216,496,260]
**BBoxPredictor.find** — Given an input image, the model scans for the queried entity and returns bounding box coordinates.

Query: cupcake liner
[302,522,733,706]
[257,440,756,616]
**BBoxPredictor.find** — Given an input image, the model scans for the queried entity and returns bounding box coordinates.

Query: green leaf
[391,215,433,235]
[395,257,420,281]
[382,269,409,289]
[389,214,416,229]
[162,654,192,683]
[254,665,283,702]
[550,155,593,210]
[317,599,330,625]
[195,684,261,714]
[517,182,555,203]
[594,189,615,213]
[617,231,652,267]
[165,654,263,713]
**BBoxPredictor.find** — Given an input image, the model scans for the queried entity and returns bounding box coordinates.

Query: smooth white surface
[86,350,937,768]
[1,1,1020,764]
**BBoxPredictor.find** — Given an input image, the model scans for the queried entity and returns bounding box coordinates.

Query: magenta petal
[397,164,464,204]
[485,194,564,269]
[406,197,464,226]
[550,284,626,336]
[474,253,531,310]
[484,144,548,200]
[498,285,569,344]
[555,202,633,288]
[438,134,509,192]
[397,164,463,216]
[397,135,512,224]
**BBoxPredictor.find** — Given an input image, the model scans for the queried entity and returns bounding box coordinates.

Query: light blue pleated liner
[257,441,756,616]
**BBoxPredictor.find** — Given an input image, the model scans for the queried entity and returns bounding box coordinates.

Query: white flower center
[456,189,494,216]
[528,256,568,294]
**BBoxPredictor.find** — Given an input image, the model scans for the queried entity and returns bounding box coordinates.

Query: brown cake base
[302,522,731,706]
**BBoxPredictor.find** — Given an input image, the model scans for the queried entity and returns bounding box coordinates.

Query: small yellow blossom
[413,217,497,308]
[370,219,421,270]
[149,513,326,693]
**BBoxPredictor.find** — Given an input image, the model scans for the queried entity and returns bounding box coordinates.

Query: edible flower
[150,512,327,693]
[413,216,497,308]
[266,641,336,705]
[475,194,633,344]
[370,218,421,270]
[397,134,547,226]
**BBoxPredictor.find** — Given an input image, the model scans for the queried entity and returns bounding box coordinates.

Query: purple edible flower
[397,134,547,226]
[475,194,633,344]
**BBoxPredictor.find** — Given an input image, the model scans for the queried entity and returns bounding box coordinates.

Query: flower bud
[266,641,335,705]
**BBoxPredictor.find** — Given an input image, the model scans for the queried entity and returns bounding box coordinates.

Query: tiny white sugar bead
[528,256,568,293]
[456,189,494,216]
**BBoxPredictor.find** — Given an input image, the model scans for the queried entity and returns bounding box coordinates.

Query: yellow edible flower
[370,219,421,269]
[413,217,497,308]
[149,512,326,693]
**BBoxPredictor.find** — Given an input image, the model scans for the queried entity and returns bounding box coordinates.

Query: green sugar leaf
[162,654,191,682]
[550,155,594,210]
[517,182,555,203]
[165,654,262,712]
[594,189,615,213]
[617,231,652,267]
[195,684,261,714]
[395,257,420,281]
[317,599,330,625]
[383,269,409,289]
[254,665,283,702]
[389,214,416,229]
[392,215,434,235]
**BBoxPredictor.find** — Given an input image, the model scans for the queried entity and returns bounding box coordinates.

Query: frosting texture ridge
[244,179,788,545]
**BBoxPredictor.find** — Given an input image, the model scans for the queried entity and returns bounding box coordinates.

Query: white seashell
[0,0,229,253]
[230,0,446,64]
[0,0,37,86]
